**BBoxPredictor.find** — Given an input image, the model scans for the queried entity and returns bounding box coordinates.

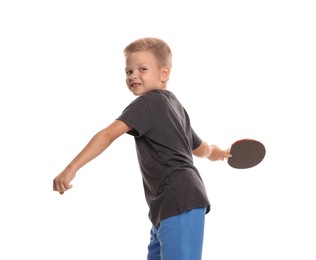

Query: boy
[53,37,231,260]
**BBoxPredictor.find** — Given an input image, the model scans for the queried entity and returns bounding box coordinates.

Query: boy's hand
[207,145,232,161]
[53,167,76,195]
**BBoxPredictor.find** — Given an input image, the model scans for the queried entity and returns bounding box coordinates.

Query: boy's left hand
[53,167,76,195]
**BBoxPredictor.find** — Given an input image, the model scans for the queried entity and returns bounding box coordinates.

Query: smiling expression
[125,51,170,96]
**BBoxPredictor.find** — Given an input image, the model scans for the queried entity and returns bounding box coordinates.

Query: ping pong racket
[227,139,266,169]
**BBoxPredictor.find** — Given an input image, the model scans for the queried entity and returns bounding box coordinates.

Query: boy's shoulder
[126,90,178,111]
[144,89,175,100]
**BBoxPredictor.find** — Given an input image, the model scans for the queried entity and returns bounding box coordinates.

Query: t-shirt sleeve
[117,96,152,137]
[191,127,202,150]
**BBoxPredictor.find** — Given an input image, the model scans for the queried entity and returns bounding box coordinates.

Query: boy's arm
[193,141,231,161]
[53,120,131,194]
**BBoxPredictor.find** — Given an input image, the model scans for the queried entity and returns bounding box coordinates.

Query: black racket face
[228,139,266,169]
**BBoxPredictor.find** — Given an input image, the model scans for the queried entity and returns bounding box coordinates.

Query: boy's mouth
[131,83,141,88]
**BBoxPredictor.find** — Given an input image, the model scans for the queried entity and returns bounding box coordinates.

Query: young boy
[53,37,231,260]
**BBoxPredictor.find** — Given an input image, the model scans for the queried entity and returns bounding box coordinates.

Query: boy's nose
[129,71,139,79]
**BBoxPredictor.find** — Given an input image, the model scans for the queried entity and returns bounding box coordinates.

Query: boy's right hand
[53,167,76,195]
[207,145,232,161]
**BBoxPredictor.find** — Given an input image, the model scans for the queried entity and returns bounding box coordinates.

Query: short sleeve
[117,96,152,137]
[191,127,202,150]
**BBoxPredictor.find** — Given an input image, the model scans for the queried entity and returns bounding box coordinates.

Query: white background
[1,0,315,259]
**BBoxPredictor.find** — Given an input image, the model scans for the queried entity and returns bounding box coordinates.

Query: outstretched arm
[193,141,231,161]
[53,120,131,194]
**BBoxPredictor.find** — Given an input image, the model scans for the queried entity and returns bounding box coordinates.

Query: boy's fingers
[53,178,72,194]
[59,183,73,194]
[225,149,232,156]
[53,180,60,192]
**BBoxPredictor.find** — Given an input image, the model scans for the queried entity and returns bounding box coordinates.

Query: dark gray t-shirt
[117,89,210,226]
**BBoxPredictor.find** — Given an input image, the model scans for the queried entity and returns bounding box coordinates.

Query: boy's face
[125,51,170,96]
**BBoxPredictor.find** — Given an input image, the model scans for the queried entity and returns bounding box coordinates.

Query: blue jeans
[147,208,206,260]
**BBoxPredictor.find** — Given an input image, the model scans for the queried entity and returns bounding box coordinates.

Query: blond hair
[124,37,172,68]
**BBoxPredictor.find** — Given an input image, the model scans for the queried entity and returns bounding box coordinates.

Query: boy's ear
[161,66,171,82]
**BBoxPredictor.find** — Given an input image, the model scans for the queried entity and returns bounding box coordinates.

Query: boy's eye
[126,70,132,76]
[140,67,148,72]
